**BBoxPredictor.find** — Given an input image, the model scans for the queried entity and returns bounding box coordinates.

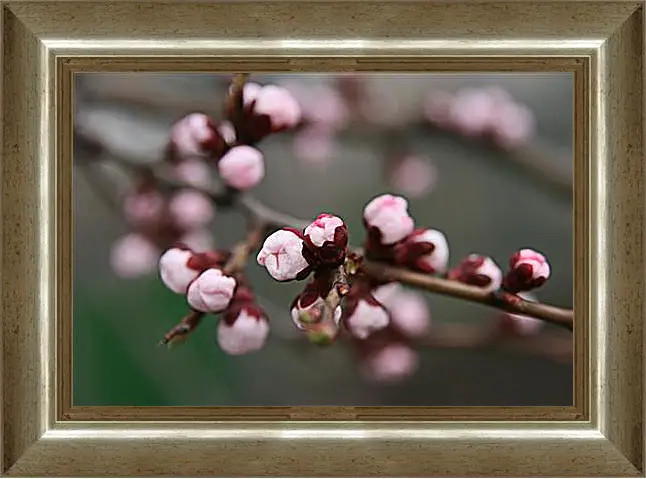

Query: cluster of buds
[424,87,536,150]
[231,82,302,145]
[158,245,269,355]
[110,177,215,278]
[363,194,450,275]
[448,249,551,335]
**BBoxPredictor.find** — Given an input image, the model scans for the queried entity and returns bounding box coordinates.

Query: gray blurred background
[73,73,573,406]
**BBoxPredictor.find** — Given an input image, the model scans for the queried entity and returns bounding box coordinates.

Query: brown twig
[360,261,573,331]
[158,221,268,347]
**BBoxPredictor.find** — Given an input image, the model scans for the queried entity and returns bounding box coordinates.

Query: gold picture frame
[1,0,643,476]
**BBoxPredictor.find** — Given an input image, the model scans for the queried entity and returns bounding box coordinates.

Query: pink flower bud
[158,247,200,294]
[217,306,269,355]
[388,154,438,198]
[387,290,431,339]
[256,229,312,282]
[170,113,225,160]
[290,291,342,330]
[361,343,419,383]
[217,121,237,145]
[168,190,215,230]
[448,88,497,137]
[217,145,265,191]
[500,292,544,336]
[345,295,391,340]
[503,248,551,292]
[286,82,349,131]
[252,85,302,131]
[292,126,337,166]
[179,228,215,253]
[371,282,403,308]
[303,214,348,266]
[241,82,263,106]
[363,194,415,245]
[186,268,236,313]
[423,90,454,127]
[110,233,159,278]
[172,158,213,190]
[490,102,535,150]
[122,190,165,227]
[394,228,449,274]
[448,254,503,292]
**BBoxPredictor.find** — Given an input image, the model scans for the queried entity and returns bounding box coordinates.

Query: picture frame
[1,0,643,476]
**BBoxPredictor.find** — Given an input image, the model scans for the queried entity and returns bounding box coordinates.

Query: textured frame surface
[1,0,643,476]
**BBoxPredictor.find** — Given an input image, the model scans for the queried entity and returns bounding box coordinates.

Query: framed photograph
[2,1,643,476]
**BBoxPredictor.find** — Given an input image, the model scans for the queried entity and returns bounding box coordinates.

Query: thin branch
[158,221,267,347]
[360,261,573,331]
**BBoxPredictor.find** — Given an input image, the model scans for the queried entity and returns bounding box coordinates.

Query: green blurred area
[74,73,574,407]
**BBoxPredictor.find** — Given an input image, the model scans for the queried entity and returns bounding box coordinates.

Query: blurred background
[73,73,573,407]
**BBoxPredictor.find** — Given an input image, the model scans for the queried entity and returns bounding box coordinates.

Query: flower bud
[110,233,159,278]
[387,154,438,198]
[394,228,449,274]
[186,268,237,313]
[217,305,269,355]
[490,101,535,150]
[256,229,312,282]
[447,88,497,137]
[448,254,503,292]
[500,292,544,336]
[179,228,215,253]
[360,343,419,383]
[122,189,165,228]
[303,214,348,267]
[217,145,265,191]
[344,294,391,340]
[172,158,213,190]
[363,194,415,245]
[168,190,215,230]
[159,247,200,294]
[386,290,431,339]
[169,113,226,160]
[252,85,302,131]
[290,291,342,330]
[503,248,551,292]
[371,282,403,308]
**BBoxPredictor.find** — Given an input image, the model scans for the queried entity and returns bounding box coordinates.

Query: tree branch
[360,261,573,331]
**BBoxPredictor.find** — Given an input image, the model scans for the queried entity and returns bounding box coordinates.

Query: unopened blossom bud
[448,254,503,292]
[217,304,269,355]
[110,233,159,278]
[169,113,226,160]
[363,194,415,245]
[256,229,312,282]
[186,268,237,313]
[241,82,263,106]
[122,189,165,227]
[371,282,403,308]
[252,85,302,131]
[361,343,419,383]
[158,247,200,294]
[387,290,431,339]
[447,88,498,137]
[394,228,449,274]
[179,228,215,253]
[500,292,543,336]
[303,214,348,266]
[490,102,535,150]
[172,158,213,190]
[387,154,438,198]
[344,294,391,340]
[168,190,215,230]
[503,248,550,292]
[217,145,265,191]
[423,90,454,127]
[290,291,342,330]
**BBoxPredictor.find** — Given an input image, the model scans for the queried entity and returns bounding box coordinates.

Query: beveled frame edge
[1,1,643,477]
[57,55,587,425]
